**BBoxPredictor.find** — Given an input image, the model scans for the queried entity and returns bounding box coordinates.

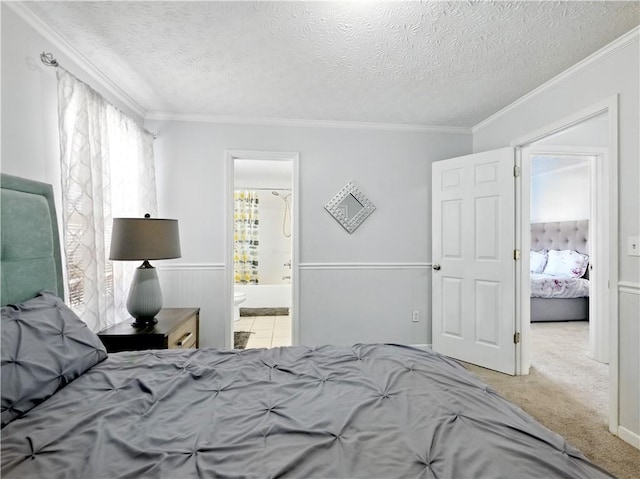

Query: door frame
[224,149,300,349]
[511,95,619,435]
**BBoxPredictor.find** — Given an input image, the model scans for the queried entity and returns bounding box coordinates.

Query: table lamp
[109,214,181,327]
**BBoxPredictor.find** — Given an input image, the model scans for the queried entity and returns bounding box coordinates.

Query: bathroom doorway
[225,150,299,350]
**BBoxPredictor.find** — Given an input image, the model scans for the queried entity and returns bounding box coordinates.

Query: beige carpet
[462,321,639,479]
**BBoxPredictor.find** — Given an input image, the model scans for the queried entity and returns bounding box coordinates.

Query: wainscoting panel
[298,264,432,347]
[618,283,640,444]
[159,263,434,349]
[158,264,226,348]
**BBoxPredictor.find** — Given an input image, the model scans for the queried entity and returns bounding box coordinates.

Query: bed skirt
[531,297,589,322]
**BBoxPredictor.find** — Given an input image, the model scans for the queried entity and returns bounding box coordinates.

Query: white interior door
[432,147,517,375]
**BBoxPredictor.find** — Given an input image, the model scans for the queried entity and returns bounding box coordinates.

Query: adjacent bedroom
[528,149,610,449]
[2,2,639,478]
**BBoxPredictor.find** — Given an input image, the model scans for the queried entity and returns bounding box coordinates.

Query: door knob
[433,264,441,271]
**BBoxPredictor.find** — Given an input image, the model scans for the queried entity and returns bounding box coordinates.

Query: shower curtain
[234,191,259,284]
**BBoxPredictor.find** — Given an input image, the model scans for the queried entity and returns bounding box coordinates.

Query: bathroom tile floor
[235,315,292,349]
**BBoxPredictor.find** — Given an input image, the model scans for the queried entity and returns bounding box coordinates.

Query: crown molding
[145,111,472,135]
[473,26,640,134]
[8,0,470,135]
[7,1,146,120]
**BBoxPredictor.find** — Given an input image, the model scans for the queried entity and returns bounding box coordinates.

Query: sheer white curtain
[57,69,157,331]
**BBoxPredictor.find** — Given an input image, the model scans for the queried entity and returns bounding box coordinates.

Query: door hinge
[514,332,521,344]
[513,249,521,260]
[513,165,521,177]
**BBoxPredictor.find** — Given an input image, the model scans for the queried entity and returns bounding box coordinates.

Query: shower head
[272,191,291,200]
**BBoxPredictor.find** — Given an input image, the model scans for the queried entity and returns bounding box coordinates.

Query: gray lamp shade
[109,217,181,261]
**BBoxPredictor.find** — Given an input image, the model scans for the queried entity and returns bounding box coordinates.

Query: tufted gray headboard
[0,174,64,306]
[530,220,589,255]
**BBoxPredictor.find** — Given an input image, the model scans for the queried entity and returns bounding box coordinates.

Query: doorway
[513,98,618,435]
[225,150,299,350]
[525,147,606,361]
[431,97,619,435]
[527,149,609,424]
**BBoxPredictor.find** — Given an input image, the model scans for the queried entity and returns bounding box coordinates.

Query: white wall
[531,160,590,223]
[473,33,640,442]
[1,3,471,352]
[146,119,472,348]
[255,192,291,286]
[535,114,608,147]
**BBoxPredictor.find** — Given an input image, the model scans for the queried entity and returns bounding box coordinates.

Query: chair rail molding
[299,262,432,270]
[158,263,225,271]
[618,281,640,295]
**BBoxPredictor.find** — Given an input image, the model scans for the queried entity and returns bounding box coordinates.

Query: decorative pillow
[543,250,589,278]
[1,290,107,427]
[530,250,548,273]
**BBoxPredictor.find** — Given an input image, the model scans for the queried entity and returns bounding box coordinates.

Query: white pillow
[543,250,589,277]
[530,250,548,273]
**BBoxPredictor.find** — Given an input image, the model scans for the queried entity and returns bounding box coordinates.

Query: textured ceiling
[25,1,639,127]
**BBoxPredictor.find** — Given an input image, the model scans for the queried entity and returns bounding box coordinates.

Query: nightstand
[98,308,200,353]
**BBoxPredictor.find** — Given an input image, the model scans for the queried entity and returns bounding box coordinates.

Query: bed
[530,220,590,322]
[1,174,614,478]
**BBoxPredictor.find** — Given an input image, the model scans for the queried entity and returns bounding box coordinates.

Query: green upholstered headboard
[1,174,64,306]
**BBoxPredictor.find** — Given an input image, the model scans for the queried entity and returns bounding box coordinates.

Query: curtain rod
[39,51,157,140]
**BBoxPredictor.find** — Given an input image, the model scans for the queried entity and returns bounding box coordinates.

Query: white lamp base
[127,261,163,327]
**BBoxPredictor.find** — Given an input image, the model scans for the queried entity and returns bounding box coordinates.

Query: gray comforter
[1,344,614,478]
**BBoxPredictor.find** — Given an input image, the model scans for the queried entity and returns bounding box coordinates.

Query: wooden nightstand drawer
[168,314,198,349]
[98,308,200,353]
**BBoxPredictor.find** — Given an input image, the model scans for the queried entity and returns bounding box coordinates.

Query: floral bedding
[531,273,590,299]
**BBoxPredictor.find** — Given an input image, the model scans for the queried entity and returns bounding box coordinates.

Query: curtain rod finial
[40,52,58,67]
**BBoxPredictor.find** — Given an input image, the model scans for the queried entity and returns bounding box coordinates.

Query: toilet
[234,291,247,322]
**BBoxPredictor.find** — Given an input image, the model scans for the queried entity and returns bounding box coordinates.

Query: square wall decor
[324,181,376,234]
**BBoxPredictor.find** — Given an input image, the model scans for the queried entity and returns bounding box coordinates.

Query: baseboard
[617,425,640,450]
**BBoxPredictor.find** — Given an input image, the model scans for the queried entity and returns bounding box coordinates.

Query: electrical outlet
[412,311,420,322]
[628,237,640,257]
